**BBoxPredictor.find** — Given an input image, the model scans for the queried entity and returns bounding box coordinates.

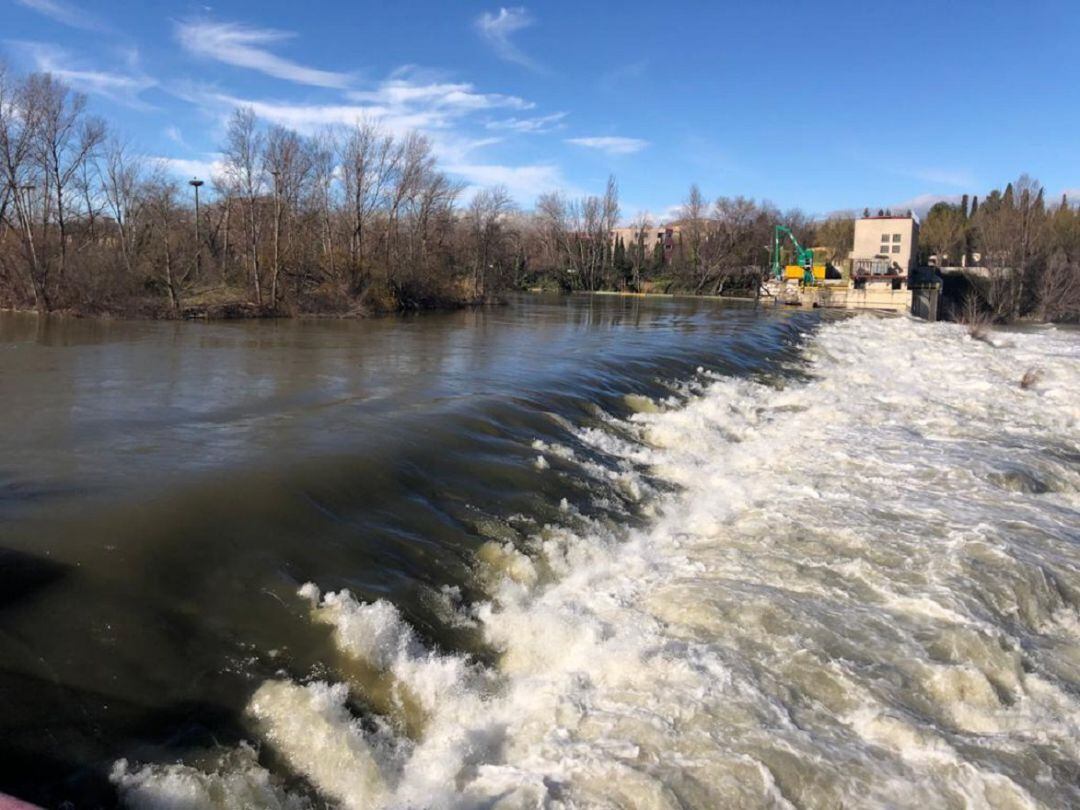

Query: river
[0,296,1077,809]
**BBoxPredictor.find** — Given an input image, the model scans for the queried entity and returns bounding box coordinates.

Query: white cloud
[486,111,566,133]
[154,155,228,184]
[175,20,351,88]
[14,0,106,31]
[445,161,567,204]
[185,87,508,171]
[10,41,155,107]
[347,79,532,114]
[185,71,536,142]
[475,7,543,72]
[196,92,453,141]
[566,136,649,156]
[163,125,187,146]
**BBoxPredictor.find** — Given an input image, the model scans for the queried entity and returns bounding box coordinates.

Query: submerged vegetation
[1,64,1077,321]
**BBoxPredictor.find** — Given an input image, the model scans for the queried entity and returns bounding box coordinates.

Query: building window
[892,234,902,242]
[881,234,890,243]
[891,245,901,253]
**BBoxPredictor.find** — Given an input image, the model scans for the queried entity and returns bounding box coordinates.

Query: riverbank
[1,282,495,321]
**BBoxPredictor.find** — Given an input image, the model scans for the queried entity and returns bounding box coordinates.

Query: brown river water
[0,295,1077,809]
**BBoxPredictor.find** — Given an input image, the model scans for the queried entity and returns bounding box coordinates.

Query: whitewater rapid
[112,316,1080,809]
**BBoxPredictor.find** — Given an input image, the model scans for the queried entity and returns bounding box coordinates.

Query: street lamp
[270,169,281,304]
[189,178,204,282]
[16,184,35,232]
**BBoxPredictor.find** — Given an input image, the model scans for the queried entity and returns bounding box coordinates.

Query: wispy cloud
[14,0,107,32]
[566,136,649,156]
[445,161,571,204]
[347,77,532,114]
[9,41,155,107]
[174,20,351,88]
[182,71,535,140]
[475,7,543,72]
[163,125,187,147]
[486,111,566,133]
[909,168,977,188]
[154,155,228,184]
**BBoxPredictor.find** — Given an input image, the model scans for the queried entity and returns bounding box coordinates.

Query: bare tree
[30,73,105,284]
[341,120,397,290]
[143,169,184,313]
[680,184,707,288]
[0,66,46,309]
[264,125,315,305]
[466,185,515,297]
[222,107,265,305]
[1037,250,1080,321]
[98,137,145,276]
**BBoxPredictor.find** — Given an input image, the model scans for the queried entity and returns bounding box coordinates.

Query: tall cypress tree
[961,194,970,219]
[970,195,979,217]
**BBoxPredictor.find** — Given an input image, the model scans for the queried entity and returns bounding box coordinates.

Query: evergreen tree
[961,194,970,219]
[1003,183,1014,208]
[970,195,979,217]
[613,235,628,284]
[862,207,870,218]
[1061,193,1069,211]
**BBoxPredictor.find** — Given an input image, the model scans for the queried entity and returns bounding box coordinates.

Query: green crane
[771,225,817,284]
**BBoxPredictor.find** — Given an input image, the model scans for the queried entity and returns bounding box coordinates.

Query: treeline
[918,179,1080,322]
[1,67,1077,322]
[0,66,858,318]
[0,67,526,316]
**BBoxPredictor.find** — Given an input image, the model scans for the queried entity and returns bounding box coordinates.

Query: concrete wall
[796,285,912,313]
[851,217,918,274]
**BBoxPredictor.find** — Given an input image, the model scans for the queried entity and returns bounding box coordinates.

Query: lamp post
[17,184,35,237]
[270,169,281,305]
[189,178,204,282]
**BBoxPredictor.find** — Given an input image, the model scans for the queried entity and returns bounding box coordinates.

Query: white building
[850,215,918,278]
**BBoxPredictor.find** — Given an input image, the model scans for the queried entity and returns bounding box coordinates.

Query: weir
[1,299,1077,809]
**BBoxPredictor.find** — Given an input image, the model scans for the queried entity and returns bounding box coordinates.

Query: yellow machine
[784,247,828,280]
[773,229,832,285]
[784,264,826,281]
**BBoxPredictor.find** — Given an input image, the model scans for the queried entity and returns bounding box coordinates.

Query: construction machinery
[772,225,826,285]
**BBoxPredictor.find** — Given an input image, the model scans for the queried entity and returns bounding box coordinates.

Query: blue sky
[4,0,1079,220]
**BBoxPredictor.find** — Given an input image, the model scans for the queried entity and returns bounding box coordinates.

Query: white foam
[111,744,309,810]
[118,316,1080,809]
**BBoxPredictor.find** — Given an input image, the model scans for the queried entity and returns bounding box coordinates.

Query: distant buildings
[610,225,680,261]
[849,215,918,280]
